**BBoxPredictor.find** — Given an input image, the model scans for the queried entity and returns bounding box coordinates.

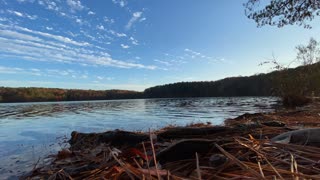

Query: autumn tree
[244,0,320,28]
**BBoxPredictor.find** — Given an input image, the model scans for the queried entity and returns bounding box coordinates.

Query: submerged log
[271,128,320,147]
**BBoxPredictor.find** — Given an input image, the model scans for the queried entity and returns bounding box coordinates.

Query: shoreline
[23,101,320,179]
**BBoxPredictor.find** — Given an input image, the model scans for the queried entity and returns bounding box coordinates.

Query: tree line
[1,61,320,103]
[0,88,143,103]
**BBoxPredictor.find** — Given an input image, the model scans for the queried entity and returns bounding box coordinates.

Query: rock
[57,149,73,160]
[209,154,227,167]
[271,128,320,147]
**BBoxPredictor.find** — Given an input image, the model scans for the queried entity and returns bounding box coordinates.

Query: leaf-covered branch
[244,0,320,28]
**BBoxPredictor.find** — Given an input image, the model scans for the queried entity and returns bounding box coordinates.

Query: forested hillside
[144,62,320,98]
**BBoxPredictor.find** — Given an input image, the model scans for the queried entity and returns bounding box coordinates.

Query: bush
[282,94,311,107]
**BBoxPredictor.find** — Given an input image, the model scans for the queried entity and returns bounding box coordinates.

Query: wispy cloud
[7,10,38,20]
[0,80,150,91]
[10,25,91,46]
[0,65,113,80]
[96,76,113,80]
[109,30,126,37]
[0,24,156,70]
[184,48,215,60]
[154,59,172,66]
[125,11,143,30]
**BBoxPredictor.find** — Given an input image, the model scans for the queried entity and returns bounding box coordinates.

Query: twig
[108,147,136,180]
[149,129,161,180]
[258,161,265,178]
[196,152,202,180]
[142,142,152,180]
[215,143,265,179]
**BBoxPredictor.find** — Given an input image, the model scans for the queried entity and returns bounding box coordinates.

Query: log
[157,126,231,139]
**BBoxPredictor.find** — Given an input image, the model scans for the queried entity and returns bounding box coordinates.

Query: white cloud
[139,17,146,22]
[103,16,115,23]
[66,0,85,12]
[117,33,127,37]
[129,37,139,45]
[96,25,105,30]
[76,18,82,24]
[109,30,127,37]
[125,12,143,30]
[10,10,23,17]
[46,27,53,30]
[37,0,59,11]
[112,0,127,7]
[88,11,95,15]
[120,44,130,49]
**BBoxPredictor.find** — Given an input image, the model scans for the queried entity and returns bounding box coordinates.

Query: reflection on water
[0,97,278,179]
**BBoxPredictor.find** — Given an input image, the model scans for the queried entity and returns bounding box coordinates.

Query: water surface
[0,97,278,179]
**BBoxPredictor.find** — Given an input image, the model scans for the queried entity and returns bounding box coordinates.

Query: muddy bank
[23,102,320,179]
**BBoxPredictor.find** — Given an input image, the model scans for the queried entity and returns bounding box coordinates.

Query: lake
[0,97,278,179]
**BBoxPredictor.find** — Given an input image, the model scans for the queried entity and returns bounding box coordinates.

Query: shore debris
[23,106,320,179]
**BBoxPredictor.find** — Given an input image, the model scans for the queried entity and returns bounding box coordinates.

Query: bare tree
[244,0,320,28]
[296,38,320,65]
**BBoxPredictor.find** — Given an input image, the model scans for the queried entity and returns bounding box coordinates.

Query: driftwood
[69,130,149,150]
[271,128,320,147]
[69,126,237,151]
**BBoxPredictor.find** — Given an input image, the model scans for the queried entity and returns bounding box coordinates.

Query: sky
[0,0,319,91]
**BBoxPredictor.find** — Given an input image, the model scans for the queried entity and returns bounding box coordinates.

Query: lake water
[0,97,278,179]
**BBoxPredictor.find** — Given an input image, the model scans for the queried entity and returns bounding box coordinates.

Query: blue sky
[0,0,319,91]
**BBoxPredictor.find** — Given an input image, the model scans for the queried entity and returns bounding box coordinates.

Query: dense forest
[1,62,320,103]
[144,62,320,98]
